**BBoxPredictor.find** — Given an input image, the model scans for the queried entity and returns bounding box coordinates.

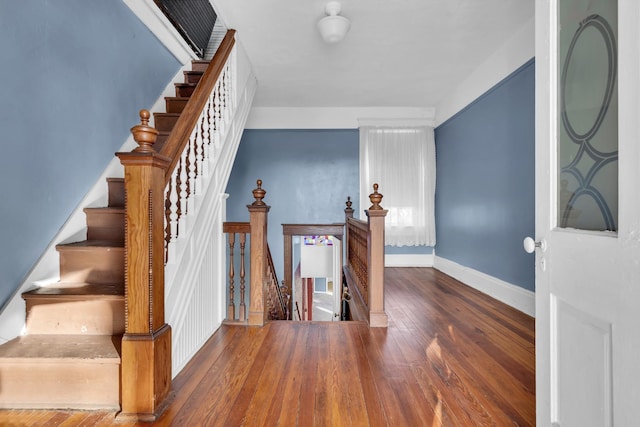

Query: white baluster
[191,115,202,196]
[200,97,211,177]
[179,143,189,220]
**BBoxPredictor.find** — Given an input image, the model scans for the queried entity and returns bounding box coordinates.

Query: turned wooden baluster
[238,232,246,322]
[227,232,236,321]
[164,180,172,263]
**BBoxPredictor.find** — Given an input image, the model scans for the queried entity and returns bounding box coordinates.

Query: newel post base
[247,180,270,326]
[117,325,172,422]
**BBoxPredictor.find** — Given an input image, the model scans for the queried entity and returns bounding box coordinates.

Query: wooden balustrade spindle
[185,132,193,209]
[164,180,172,263]
[239,232,246,321]
[227,232,236,321]
[213,86,220,135]
[193,123,201,186]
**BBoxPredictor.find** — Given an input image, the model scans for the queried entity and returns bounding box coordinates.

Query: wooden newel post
[366,184,388,327]
[344,196,354,261]
[116,110,172,421]
[247,179,270,326]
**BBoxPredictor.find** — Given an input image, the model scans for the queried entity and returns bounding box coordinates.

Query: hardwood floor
[0,267,535,426]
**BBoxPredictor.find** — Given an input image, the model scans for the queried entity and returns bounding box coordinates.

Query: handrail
[223,221,250,234]
[346,217,368,232]
[160,30,236,181]
[161,30,237,262]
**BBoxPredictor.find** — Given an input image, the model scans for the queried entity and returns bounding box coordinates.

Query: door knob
[523,236,546,253]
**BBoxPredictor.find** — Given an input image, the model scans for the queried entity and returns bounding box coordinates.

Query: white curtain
[359,125,436,246]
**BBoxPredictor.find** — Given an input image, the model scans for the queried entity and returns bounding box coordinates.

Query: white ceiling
[211,0,534,110]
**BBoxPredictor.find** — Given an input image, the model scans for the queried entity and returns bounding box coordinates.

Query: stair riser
[154,113,180,132]
[165,98,188,114]
[183,71,203,84]
[175,84,196,97]
[58,249,124,284]
[155,132,169,152]
[0,362,120,410]
[191,60,209,72]
[85,211,124,242]
[107,178,125,208]
[25,299,124,335]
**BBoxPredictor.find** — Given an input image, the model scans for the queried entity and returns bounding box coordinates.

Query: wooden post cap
[131,109,158,153]
[251,179,266,206]
[368,183,384,210]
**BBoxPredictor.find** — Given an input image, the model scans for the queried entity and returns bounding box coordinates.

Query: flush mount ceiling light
[317,1,351,43]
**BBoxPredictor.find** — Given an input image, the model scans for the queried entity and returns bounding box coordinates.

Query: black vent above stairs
[154,0,217,58]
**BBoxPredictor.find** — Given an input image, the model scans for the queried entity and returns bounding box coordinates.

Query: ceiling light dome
[317,1,351,44]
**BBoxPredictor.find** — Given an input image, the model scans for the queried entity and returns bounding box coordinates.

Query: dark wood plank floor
[0,267,535,426]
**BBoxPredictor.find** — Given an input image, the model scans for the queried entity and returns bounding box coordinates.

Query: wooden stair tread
[23,283,123,299]
[57,240,124,249]
[84,206,124,213]
[0,335,121,362]
[191,60,210,71]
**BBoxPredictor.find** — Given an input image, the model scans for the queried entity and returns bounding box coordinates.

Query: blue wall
[435,59,535,291]
[0,1,181,308]
[225,129,360,281]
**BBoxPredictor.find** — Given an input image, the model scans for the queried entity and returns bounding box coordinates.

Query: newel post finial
[344,196,354,217]
[252,179,266,206]
[131,109,158,153]
[368,183,384,210]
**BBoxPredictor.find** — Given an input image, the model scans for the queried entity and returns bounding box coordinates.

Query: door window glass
[558,0,618,231]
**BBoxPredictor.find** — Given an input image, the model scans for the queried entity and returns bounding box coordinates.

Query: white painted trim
[122,0,198,65]
[385,253,434,267]
[358,117,435,128]
[435,16,535,126]
[433,255,535,317]
[245,107,436,129]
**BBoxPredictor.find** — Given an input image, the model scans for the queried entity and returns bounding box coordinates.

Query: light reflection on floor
[312,292,334,321]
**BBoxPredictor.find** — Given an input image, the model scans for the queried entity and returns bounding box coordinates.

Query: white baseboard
[385,253,434,267]
[433,256,535,317]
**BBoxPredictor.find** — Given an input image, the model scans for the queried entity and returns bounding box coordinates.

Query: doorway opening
[291,235,342,321]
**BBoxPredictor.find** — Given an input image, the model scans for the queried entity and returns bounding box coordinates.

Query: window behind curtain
[359,126,436,246]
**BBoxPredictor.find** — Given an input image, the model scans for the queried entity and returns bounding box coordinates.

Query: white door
[536,0,640,426]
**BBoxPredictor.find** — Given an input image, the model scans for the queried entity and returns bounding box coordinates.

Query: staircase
[0,60,211,410]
